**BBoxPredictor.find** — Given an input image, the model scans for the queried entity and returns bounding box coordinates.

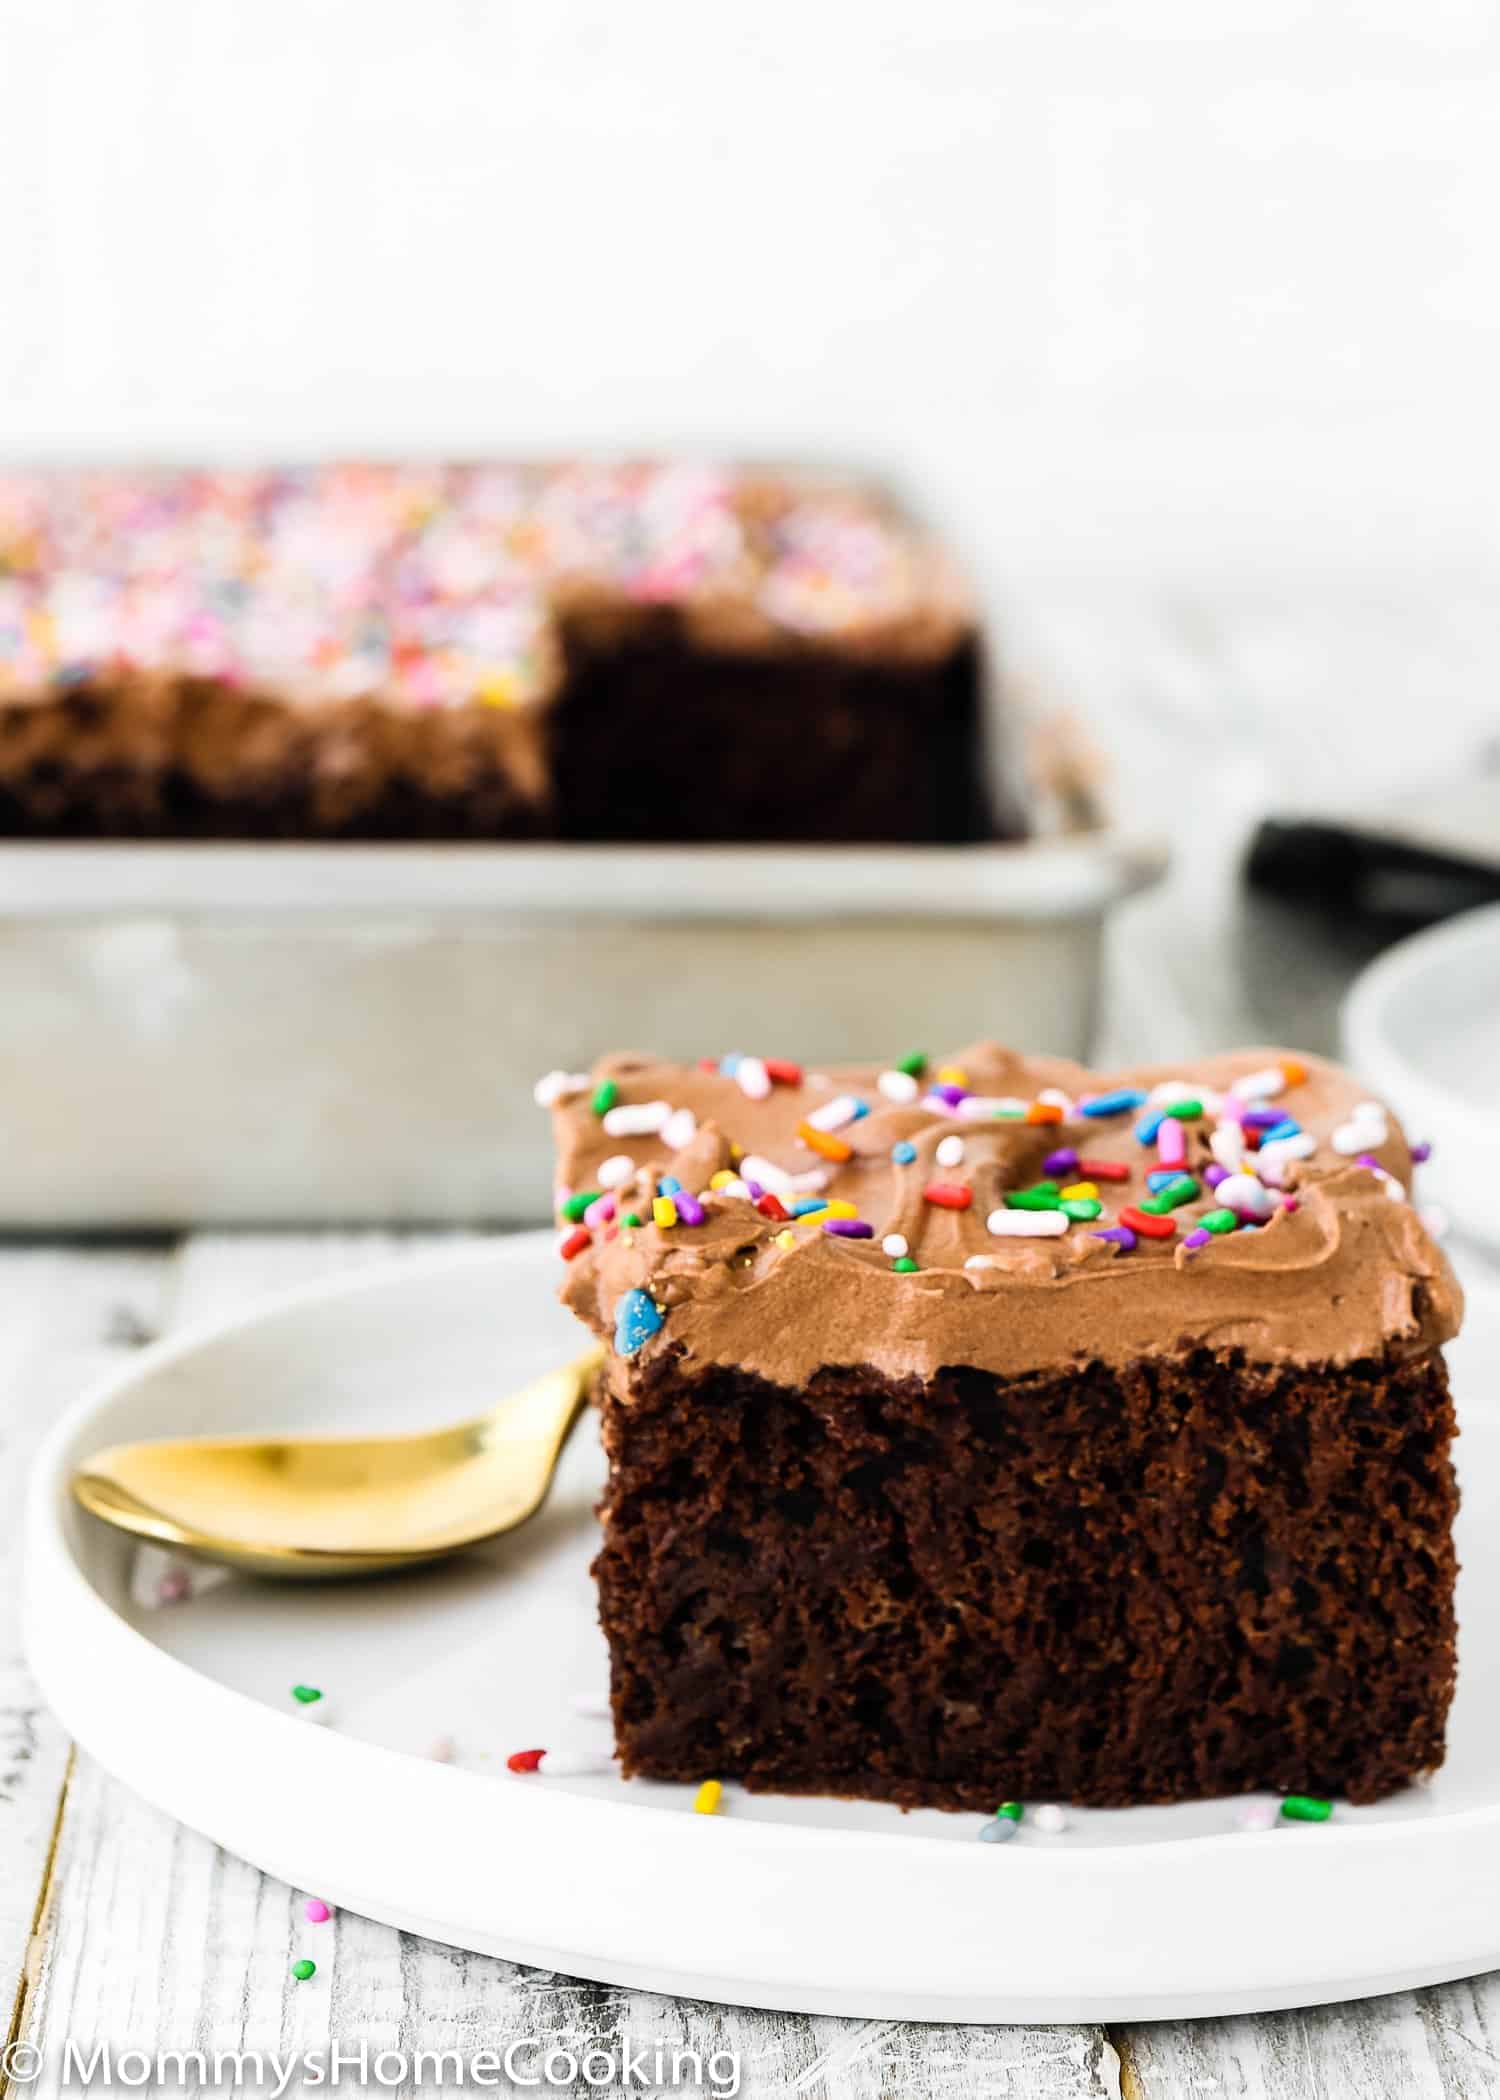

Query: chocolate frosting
[553,1045,1461,1385]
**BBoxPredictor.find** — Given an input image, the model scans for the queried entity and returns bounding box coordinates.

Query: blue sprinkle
[659,1174,682,1196]
[1146,1168,1180,1192]
[718,1053,743,1076]
[848,1100,871,1121]
[791,1197,826,1217]
[892,1141,918,1165]
[977,1817,1019,1844]
[613,1288,664,1357]
[1082,1088,1147,1119]
[52,662,92,688]
[1258,1118,1302,1145]
[1135,1108,1167,1144]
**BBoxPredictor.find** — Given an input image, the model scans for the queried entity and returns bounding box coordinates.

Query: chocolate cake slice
[0,464,997,843]
[548,1046,1461,1809]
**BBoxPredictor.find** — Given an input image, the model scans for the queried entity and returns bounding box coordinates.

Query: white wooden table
[6,592,1500,2097]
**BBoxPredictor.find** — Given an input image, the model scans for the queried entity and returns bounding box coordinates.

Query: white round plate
[24,1234,1500,2023]
[1343,899,1500,1251]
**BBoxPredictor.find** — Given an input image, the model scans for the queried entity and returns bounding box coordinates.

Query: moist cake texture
[549,1045,1462,1808]
[0,464,992,842]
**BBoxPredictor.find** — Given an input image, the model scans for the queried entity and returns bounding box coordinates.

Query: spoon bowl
[70,1344,605,1579]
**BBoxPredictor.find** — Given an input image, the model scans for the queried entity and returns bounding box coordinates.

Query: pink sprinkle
[305,1899,332,1924]
[583,1192,616,1229]
[1157,1119,1187,1168]
[1282,1197,1299,1213]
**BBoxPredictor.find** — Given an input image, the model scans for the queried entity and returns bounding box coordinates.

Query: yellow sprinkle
[1060,1181,1099,1201]
[805,1198,857,1220]
[652,1196,678,1230]
[475,672,520,709]
[729,1144,744,1162]
[693,1779,723,1816]
[936,1065,968,1086]
[798,1208,831,1226]
[709,1170,737,1190]
[775,1230,796,1249]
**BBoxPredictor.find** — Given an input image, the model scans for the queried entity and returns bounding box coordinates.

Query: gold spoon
[70,1345,605,1580]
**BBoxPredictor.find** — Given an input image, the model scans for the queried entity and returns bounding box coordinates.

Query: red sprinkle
[924,1182,973,1210]
[1079,1158,1131,1182]
[1119,1205,1177,1240]
[506,1749,544,1772]
[698,1057,718,1072]
[755,1192,790,1222]
[559,1227,591,1260]
[765,1059,804,1086]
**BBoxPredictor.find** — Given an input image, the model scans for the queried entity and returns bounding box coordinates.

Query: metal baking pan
[0,817,1165,1227]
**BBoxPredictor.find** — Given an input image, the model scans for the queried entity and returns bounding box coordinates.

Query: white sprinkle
[602,1099,670,1137]
[788,1167,831,1194]
[1036,1088,1075,1115]
[1236,1798,1279,1830]
[533,1069,589,1109]
[807,1093,864,1132]
[1232,1067,1287,1103]
[1148,1078,1198,1106]
[1353,1100,1388,1126]
[428,1735,457,1763]
[957,1095,1028,1120]
[661,1106,698,1151]
[964,1254,997,1270]
[537,1749,614,1777]
[877,1069,919,1104]
[986,1208,1069,1238]
[1334,1117,1387,1154]
[1256,1133,1317,1185]
[1385,1175,1408,1202]
[740,1153,795,1196]
[1210,1121,1246,1172]
[1033,1803,1068,1835]
[1216,1173,1275,1220]
[882,1233,909,1258]
[293,1696,336,1728]
[570,1692,613,1719]
[1422,1203,1450,1238]
[596,1154,635,1189]
[717,1178,751,1201]
[936,1135,965,1168]
[736,1055,771,1101]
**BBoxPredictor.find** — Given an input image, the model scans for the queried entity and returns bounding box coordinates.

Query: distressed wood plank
[0,1242,173,2046]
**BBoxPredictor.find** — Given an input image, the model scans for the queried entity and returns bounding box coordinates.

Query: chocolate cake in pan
[0,464,997,843]
[548,1045,1460,1810]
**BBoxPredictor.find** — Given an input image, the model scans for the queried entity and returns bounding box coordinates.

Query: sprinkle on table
[292,1960,317,1982]
[305,1899,332,1924]
[507,1748,545,1772]
[1279,1794,1333,1823]
[694,1779,723,1815]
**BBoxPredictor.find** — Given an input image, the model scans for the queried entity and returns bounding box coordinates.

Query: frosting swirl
[551,1045,1461,1384]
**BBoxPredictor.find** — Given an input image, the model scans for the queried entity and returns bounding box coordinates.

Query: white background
[2,0,1497,590]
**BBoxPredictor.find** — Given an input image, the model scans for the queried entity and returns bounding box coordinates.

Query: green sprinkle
[1203,1207,1239,1234]
[1061,1197,1103,1221]
[1279,1794,1332,1823]
[561,1189,601,1223]
[892,1256,919,1273]
[291,1685,323,1706]
[292,1959,317,1981]
[591,1079,619,1117]
[1004,1183,1062,1211]
[1151,1174,1200,1211]
[1165,1099,1204,1121]
[896,1052,927,1077]
[622,1211,643,1228]
[995,1800,1024,1822]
